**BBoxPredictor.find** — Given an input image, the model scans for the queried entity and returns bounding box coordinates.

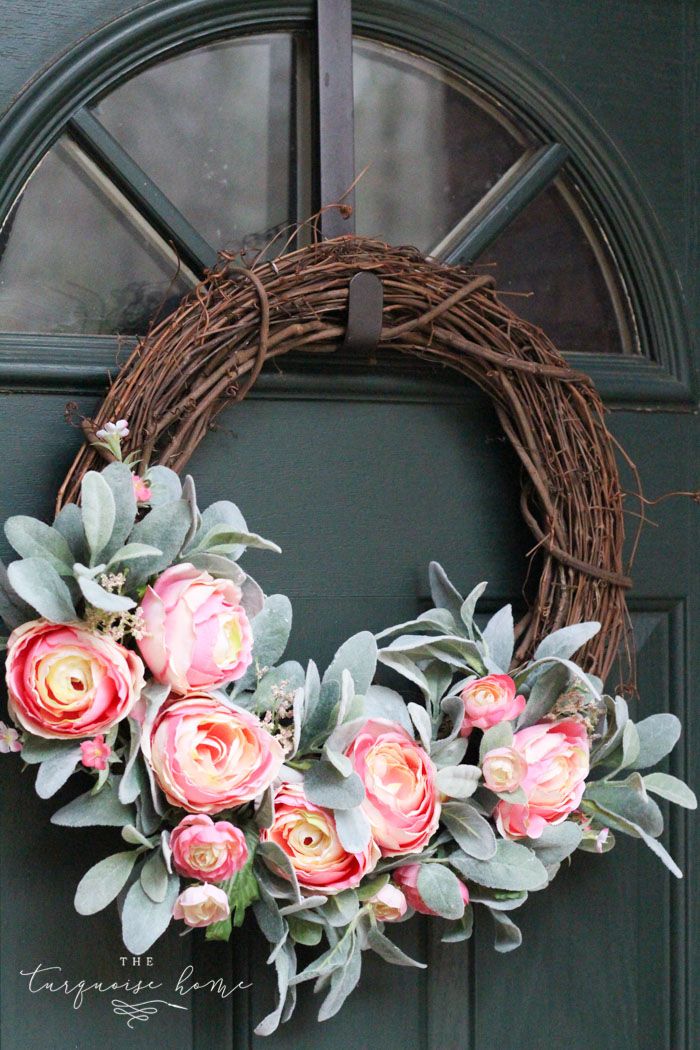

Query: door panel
[0,2,697,1049]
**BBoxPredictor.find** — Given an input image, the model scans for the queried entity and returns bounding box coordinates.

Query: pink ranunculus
[260,782,380,893]
[459,674,525,737]
[170,814,248,881]
[173,884,230,928]
[144,692,284,814]
[481,746,528,794]
[137,563,253,694]
[80,735,111,770]
[345,718,440,856]
[5,619,144,739]
[368,883,408,922]
[393,863,469,916]
[495,719,590,839]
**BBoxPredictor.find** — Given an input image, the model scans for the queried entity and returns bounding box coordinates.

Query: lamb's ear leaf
[533,622,601,662]
[145,465,182,506]
[4,516,74,575]
[35,746,82,799]
[126,500,192,585]
[100,462,137,557]
[7,557,77,622]
[75,851,139,915]
[428,562,464,620]
[0,559,34,629]
[121,874,181,954]
[53,504,87,563]
[481,604,514,673]
[78,575,136,612]
[51,777,134,827]
[81,470,116,562]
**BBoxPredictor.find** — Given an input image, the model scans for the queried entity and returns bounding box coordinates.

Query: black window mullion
[68,107,218,275]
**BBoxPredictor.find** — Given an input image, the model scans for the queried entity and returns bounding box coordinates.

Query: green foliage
[75,851,139,915]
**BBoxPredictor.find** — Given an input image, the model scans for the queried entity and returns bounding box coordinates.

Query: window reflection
[95,35,295,255]
[0,140,192,334]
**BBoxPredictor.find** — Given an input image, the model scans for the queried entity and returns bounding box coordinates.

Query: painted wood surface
[0,2,697,1048]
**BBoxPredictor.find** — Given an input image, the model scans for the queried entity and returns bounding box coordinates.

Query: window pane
[353,40,526,253]
[0,140,192,335]
[481,183,634,354]
[95,34,295,254]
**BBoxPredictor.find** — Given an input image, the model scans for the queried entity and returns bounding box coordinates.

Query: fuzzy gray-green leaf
[75,851,139,915]
[5,516,74,575]
[81,471,116,562]
[8,558,76,622]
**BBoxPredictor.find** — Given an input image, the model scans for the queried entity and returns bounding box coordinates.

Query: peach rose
[144,692,284,814]
[393,863,469,916]
[345,718,440,856]
[173,884,230,928]
[495,719,590,839]
[170,814,248,881]
[5,619,144,739]
[137,563,253,694]
[459,674,525,736]
[260,782,380,893]
[368,883,408,922]
[481,746,528,794]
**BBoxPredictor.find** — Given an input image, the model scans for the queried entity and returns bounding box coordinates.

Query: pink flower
[368,883,408,922]
[170,814,248,881]
[80,735,111,770]
[393,863,469,916]
[459,674,525,736]
[481,746,527,794]
[495,720,590,839]
[344,718,440,856]
[173,884,230,928]
[0,721,22,753]
[260,782,380,893]
[143,692,284,814]
[5,620,144,739]
[131,474,152,503]
[594,827,610,853]
[137,564,253,694]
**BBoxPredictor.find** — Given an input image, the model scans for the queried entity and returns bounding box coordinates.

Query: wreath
[0,237,694,1034]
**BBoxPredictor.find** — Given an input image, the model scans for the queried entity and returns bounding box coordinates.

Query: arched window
[0,30,635,357]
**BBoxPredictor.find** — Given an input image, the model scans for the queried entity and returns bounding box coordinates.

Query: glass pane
[481,183,635,354]
[353,40,526,253]
[0,140,192,335]
[95,34,295,254]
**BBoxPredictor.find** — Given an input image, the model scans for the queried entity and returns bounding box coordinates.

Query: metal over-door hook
[341,271,384,355]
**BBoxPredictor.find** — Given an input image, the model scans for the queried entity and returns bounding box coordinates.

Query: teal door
[0,3,696,1049]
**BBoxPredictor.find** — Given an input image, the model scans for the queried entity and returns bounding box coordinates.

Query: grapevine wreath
[0,236,694,1034]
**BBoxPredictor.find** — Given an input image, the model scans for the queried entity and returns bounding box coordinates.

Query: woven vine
[57,236,632,681]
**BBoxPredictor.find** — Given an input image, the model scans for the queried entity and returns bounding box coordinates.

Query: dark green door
[0,2,696,1049]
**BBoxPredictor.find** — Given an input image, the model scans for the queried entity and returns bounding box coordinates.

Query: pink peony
[345,718,440,856]
[80,735,111,770]
[170,814,248,881]
[6,620,144,739]
[137,563,253,694]
[393,863,469,916]
[144,692,284,814]
[260,782,380,893]
[173,884,230,928]
[368,883,408,922]
[495,719,590,839]
[459,674,525,737]
[481,746,528,794]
